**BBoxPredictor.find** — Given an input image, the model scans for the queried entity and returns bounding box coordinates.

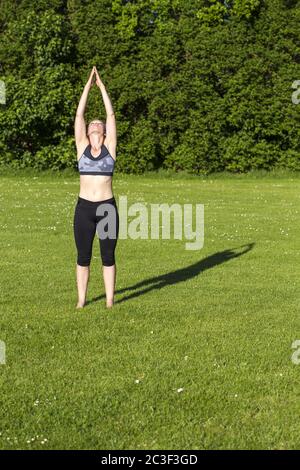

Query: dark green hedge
[0,0,299,174]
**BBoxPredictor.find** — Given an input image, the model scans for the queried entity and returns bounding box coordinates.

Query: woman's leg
[97,199,119,308]
[76,265,90,309]
[73,199,96,308]
[103,265,116,308]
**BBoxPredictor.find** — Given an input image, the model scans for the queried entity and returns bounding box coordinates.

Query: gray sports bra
[78,143,115,176]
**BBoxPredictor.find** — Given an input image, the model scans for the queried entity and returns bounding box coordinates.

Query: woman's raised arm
[74,67,95,149]
[94,67,117,154]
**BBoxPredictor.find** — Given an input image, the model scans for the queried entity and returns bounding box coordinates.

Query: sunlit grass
[0,168,299,449]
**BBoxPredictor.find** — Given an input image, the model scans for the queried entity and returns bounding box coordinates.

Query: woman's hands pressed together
[94,67,105,90]
[85,66,105,91]
[85,66,96,90]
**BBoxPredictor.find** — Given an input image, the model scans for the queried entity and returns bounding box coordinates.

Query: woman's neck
[90,137,104,151]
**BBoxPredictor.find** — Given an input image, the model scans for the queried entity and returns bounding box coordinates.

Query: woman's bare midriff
[79,174,114,202]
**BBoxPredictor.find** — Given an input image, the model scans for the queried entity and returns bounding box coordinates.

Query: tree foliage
[0,0,299,173]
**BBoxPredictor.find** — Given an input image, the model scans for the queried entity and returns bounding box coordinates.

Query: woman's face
[87,120,105,145]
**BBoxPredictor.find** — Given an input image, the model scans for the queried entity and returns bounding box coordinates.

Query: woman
[73,66,119,309]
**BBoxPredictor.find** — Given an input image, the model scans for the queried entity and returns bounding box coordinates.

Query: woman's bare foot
[76,301,85,309]
[106,299,114,308]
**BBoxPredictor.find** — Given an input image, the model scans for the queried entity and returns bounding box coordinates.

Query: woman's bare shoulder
[76,139,90,161]
[104,139,116,160]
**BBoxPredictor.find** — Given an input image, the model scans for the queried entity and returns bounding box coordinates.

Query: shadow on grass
[85,243,255,306]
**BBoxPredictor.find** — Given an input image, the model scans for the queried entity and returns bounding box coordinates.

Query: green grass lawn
[0,168,299,450]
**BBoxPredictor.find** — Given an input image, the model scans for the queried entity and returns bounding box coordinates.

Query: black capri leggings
[73,196,119,267]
